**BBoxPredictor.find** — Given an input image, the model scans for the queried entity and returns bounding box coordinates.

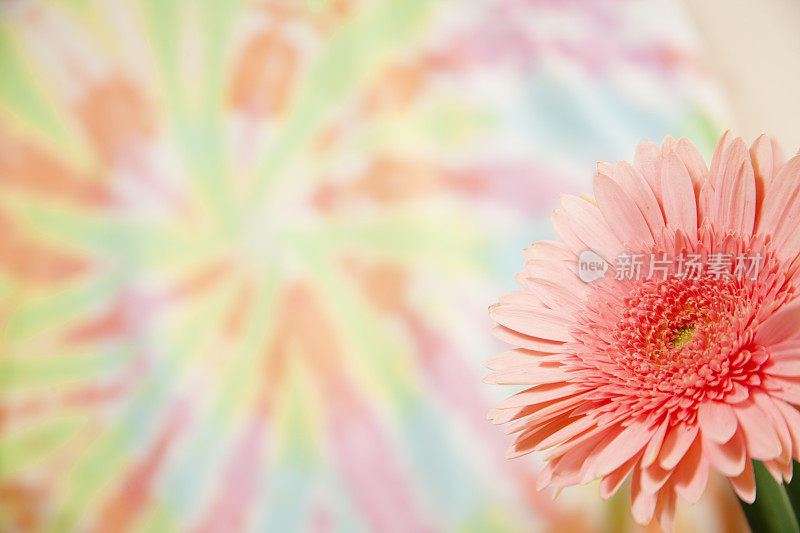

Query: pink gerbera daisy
[487,133,800,530]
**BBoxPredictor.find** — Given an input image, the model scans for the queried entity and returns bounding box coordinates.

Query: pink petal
[521,278,583,312]
[549,433,607,487]
[661,135,677,154]
[759,155,800,249]
[485,349,549,371]
[702,429,747,477]
[698,179,716,226]
[497,289,540,306]
[630,465,658,526]
[734,399,782,460]
[640,459,671,494]
[767,340,800,361]
[777,223,800,265]
[672,438,709,504]
[658,422,699,470]
[655,486,677,532]
[513,413,607,462]
[522,240,574,262]
[491,325,566,352]
[728,158,756,236]
[599,452,641,500]
[763,459,788,484]
[592,418,656,477]
[756,300,800,345]
[483,365,569,385]
[490,303,574,342]
[708,130,732,187]
[495,383,585,409]
[713,138,747,229]
[551,209,591,258]
[750,134,779,187]
[721,138,748,184]
[660,153,698,235]
[634,140,662,198]
[507,417,573,459]
[597,161,614,177]
[613,161,664,236]
[544,420,622,462]
[765,358,800,378]
[488,393,584,426]
[557,195,623,263]
[522,260,588,300]
[774,399,800,462]
[769,377,800,406]
[698,401,738,444]
[728,459,756,504]
[535,459,556,490]
[593,174,653,248]
[750,134,781,227]
[642,417,670,467]
[675,137,708,191]
[535,415,597,451]
[772,138,787,168]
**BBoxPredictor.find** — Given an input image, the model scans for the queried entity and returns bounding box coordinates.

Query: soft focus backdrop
[0,0,752,531]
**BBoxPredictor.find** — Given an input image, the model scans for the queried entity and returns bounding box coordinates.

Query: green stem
[785,461,800,524]
[739,461,800,533]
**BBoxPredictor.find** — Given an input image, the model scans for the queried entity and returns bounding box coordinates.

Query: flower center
[570,234,790,422]
[607,274,758,397]
[670,324,696,349]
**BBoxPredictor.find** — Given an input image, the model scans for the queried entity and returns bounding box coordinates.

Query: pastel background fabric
[0,0,739,531]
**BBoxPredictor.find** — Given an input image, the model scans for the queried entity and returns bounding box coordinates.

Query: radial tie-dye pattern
[0,0,741,531]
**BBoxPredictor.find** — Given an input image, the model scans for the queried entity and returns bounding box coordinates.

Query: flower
[486,132,800,530]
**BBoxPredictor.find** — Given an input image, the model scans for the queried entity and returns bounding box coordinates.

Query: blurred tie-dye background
[0,0,749,531]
